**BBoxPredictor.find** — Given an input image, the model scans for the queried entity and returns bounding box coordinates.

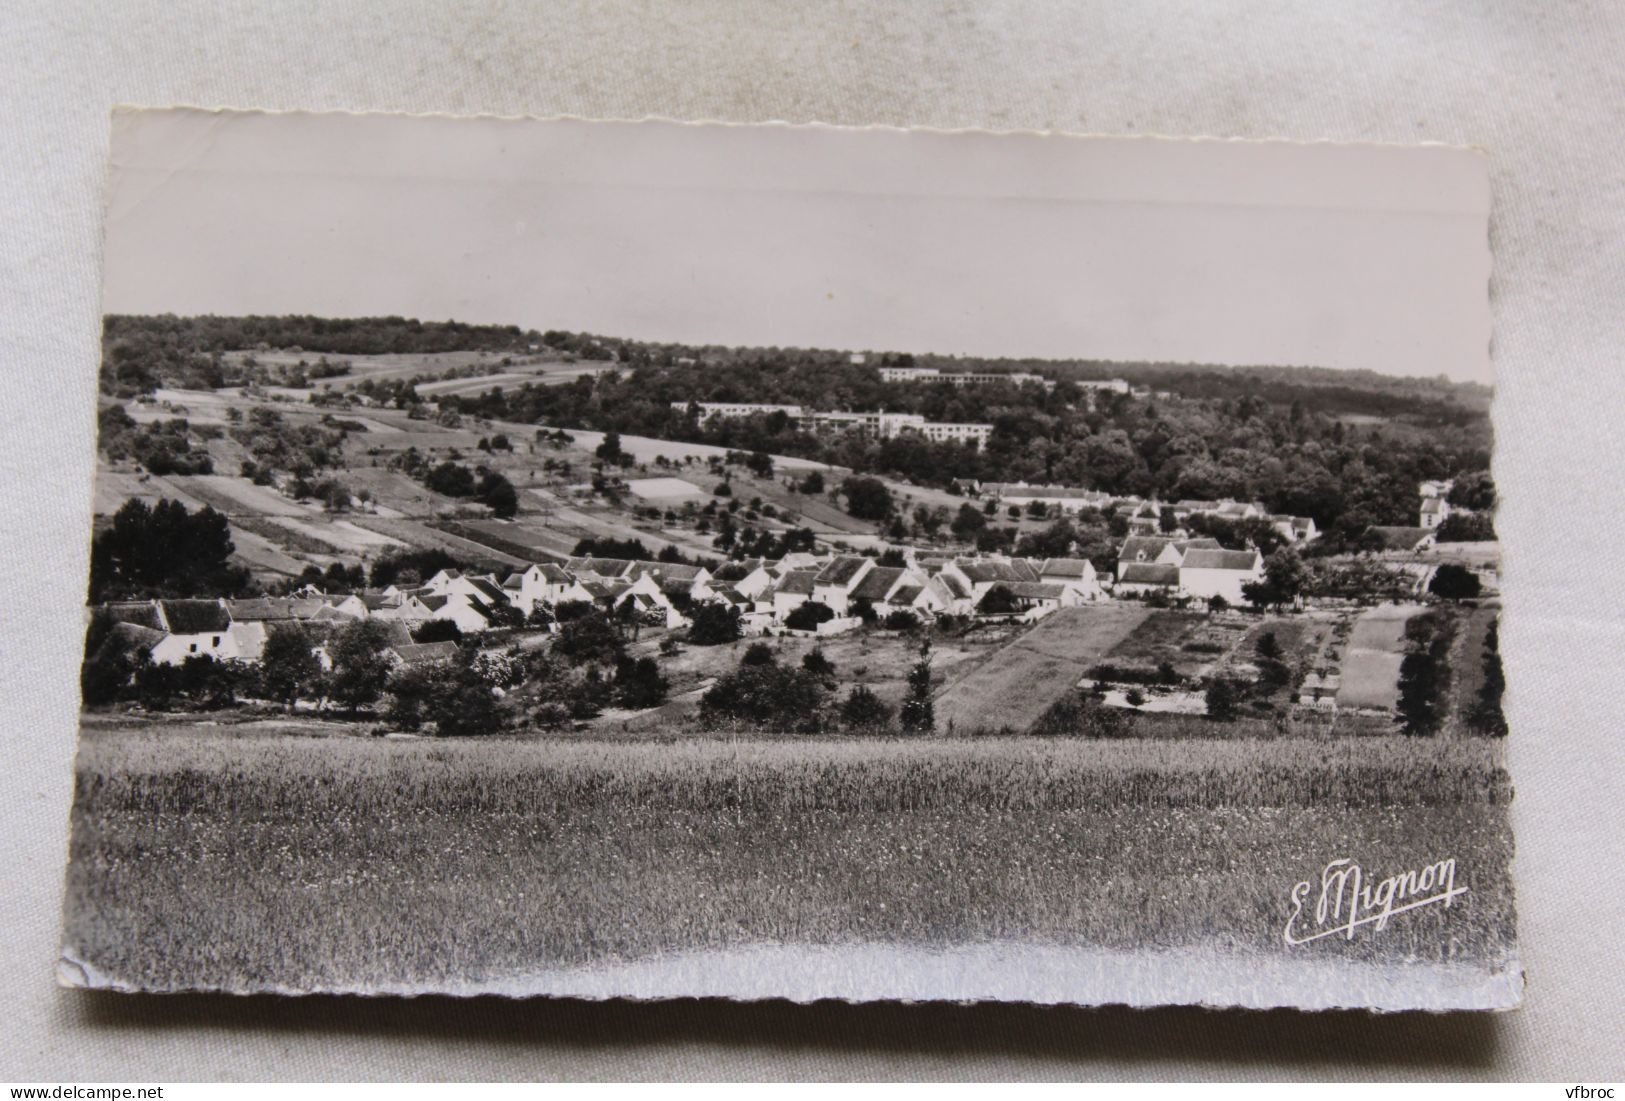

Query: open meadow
[62,719,1517,997]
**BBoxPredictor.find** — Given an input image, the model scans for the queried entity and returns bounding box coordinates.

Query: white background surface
[3,0,1623,1081]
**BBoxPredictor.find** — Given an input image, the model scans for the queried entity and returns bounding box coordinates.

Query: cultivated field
[933,605,1151,734]
[1338,604,1423,711]
[62,720,1517,996]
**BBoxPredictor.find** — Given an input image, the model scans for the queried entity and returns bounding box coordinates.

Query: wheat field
[63,723,1517,995]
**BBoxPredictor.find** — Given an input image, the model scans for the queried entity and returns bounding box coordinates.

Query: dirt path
[932,605,1152,735]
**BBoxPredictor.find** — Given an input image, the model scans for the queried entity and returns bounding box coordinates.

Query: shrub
[882,609,919,632]
[686,602,742,646]
[839,685,892,732]
[784,601,835,632]
[741,642,777,666]
[802,648,836,679]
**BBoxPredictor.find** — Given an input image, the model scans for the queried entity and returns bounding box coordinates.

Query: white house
[1038,557,1103,601]
[1113,562,1182,596]
[515,562,575,613]
[1116,537,1184,576]
[1179,548,1264,604]
[147,599,253,666]
[770,569,820,620]
[810,556,874,615]
[1420,497,1450,529]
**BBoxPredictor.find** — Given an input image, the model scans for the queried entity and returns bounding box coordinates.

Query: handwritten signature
[1284,857,1468,945]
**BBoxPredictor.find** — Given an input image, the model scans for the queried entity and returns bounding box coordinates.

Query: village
[82,319,1503,739]
[85,462,1498,737]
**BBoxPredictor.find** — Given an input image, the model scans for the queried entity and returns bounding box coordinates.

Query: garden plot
[263,515,407,554]
[170,474,307,516]
[1336,603,1425,712]
[933,605,1151,735]
[625,477,707,502]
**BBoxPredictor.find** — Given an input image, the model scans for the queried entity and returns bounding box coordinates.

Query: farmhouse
[1420,496,1450,528]
[811,555,875,615]
[1116,537,1184,574]
[1178,548,1263,604]
[1113,562,1182,596]
[1038,557,1103,601]
[770,569,819,620]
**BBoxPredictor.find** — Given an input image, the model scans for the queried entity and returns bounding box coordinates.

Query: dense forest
[99,314,1495,546]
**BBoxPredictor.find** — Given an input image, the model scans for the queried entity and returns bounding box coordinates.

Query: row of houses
[97,527,1287,668]
[95,597,461,671]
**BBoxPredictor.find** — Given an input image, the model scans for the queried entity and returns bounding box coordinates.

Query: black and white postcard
[62,109,1515,1010]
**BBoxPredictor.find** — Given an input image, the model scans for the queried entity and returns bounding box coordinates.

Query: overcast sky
[102,110,1492,383]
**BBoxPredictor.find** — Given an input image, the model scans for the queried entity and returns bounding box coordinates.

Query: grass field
[62,721,1517,996]
[933,605,1151,734]
[1338,604,1423,710]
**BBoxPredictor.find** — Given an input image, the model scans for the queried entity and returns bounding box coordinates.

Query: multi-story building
[878,365,1049,389]
[673,399,992,446]
[672,401,804,420]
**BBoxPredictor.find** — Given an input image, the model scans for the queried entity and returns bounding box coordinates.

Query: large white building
[878,365,1049,389]
[673,401,804,420]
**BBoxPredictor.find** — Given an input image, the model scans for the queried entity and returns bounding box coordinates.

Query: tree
[259,627,321,709]
[1204,677,1242,720]
[1467,617,1509,737]
[799,470,825,494]
[88,497,252,602]
[950,503,987,539]
[325,620,396,710]
[978,585,1018,615]
[423,461,476,497]
[883,609,919,632]
[554,611,625,666]
[784,600,836,632]
[1243,547,1309,610]
[802,647,836,680]
[1263,547,1309,605]
[840,685,891,732]
[595,431,626,465]
[686,602,742,645]
[428,653,503,737]
[900,639,935,733]
[1429,563,1483,601]
[745,450,774,478]
[613,656,668,709]
[477,471,519,518]
[741,641,777,666]
[412,619,463,644]
[700,663,829,732]
[840,476,893,521]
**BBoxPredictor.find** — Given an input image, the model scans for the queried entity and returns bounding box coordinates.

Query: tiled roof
[775,570,818,596]
[101,601,164,632]
[1181,549,1260,571]
[1006,582,1068,600]
[1040,558,1094,579]
[1117,563,1180,586]
[1117,536,1174,562]
[850,566,906,601]
[159,599,231,634]
[1368,526,1434,551]
[814,556,870,587]
[891,584,924,606]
